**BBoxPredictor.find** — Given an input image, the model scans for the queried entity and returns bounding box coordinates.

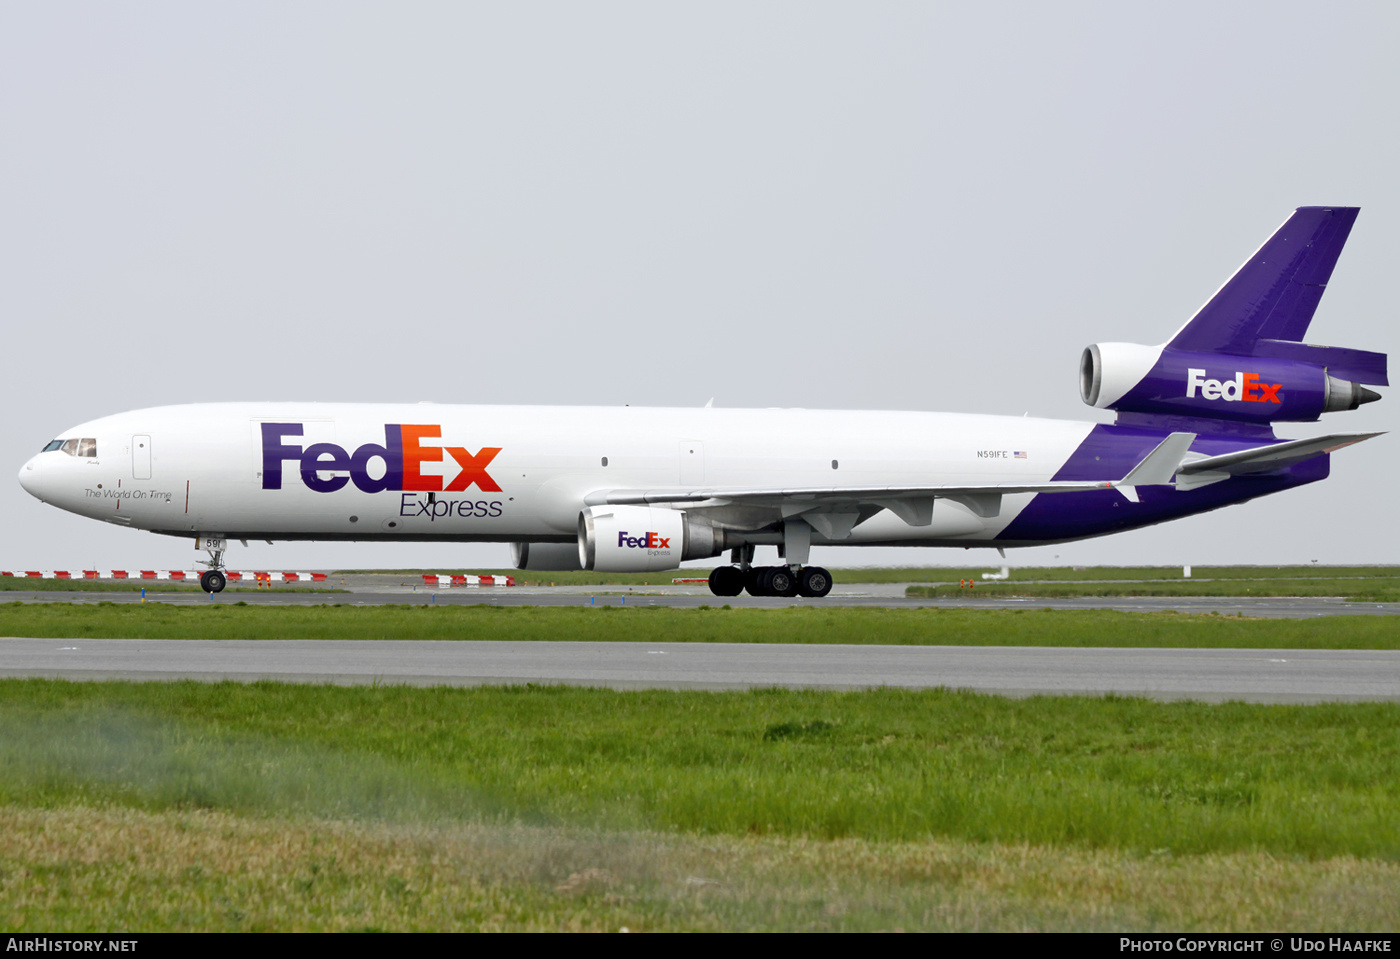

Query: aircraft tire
[769,566,799,598]
[798,566,833,598]
[745,567,772,597]
[708,565,744,597]
[200,570,227,594]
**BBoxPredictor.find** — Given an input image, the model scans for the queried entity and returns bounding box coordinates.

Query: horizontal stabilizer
[1251,340,1388,386]
[1118,432,1197,487]
[1177,431,1384,476]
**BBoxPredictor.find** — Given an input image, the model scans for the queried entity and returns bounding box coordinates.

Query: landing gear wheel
[708,565,744,597]
[745,567,771,597]
[200,570,227,593]
[768,566,799,598]
[798,566,833,598]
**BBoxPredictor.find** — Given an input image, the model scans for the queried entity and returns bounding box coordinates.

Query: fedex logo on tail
[618,531,672,550]
[1186,369,1282,404]
[261,423,501,493]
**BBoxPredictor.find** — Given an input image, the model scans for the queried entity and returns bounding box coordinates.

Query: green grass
[5,680,1399,930]
[4,580,1395,930]
[908,578,1400,603]
[899,565,1400,582]
[7,806,1397,931]
[1,680,1397,860]
[2,602,1397,648]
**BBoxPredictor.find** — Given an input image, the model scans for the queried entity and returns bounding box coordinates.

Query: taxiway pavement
[5,576,1399,618]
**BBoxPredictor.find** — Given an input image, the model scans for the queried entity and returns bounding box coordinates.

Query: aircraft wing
[585,433,1196,530]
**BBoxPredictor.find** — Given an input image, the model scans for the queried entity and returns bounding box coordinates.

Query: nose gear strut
[195,535,229,593]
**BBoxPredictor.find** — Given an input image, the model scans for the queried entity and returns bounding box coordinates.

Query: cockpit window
[48,438,97,457]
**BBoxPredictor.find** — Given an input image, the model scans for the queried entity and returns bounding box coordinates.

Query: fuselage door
[132,434,152,480]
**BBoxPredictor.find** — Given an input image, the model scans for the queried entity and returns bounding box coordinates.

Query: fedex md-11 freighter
[19,207,1387,597]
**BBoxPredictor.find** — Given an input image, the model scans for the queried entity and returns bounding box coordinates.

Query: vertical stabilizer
[1168,207,1358,353]
[1080,206,1385,427]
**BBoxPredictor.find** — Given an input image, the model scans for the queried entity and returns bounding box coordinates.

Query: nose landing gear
[195,535,229,593]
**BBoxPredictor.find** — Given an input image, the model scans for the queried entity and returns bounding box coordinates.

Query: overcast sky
[3,2,1395,573]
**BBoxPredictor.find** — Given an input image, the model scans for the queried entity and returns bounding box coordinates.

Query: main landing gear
[706,564,833,598]
[707,526,834,598]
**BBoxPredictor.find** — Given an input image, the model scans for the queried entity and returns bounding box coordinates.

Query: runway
[2,638,1398,704]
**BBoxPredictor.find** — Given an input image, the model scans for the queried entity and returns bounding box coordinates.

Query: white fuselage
[19,403,1098,548]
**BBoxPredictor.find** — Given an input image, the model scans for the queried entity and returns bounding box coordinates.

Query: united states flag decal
[1013,451,1027,459]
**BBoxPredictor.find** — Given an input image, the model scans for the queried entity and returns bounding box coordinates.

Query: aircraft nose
[18,455,45,500]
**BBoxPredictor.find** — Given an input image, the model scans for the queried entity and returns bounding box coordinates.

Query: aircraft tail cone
[1324,375,1383,413]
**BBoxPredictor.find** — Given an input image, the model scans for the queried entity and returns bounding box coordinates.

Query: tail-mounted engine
[578,505,730,571]
[1080,342,1382,423]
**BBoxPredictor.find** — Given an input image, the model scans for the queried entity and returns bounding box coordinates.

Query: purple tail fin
[1165,207,1385,386]
[1082,206,1387,431]
[1170,206,1357,352]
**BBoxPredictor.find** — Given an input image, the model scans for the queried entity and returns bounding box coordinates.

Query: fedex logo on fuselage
[1185,369,1282,404]
[618,531,672,550]
[261,423,501,493]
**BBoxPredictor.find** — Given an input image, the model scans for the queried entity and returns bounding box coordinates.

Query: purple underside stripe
[995,425,1329,543]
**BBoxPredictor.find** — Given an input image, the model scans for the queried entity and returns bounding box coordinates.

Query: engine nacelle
[1080,343,1380,422]
[511,542,585,571]
[578,505,728,572]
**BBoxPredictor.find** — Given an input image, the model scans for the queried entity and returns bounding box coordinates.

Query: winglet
[1114,432,1196,502]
